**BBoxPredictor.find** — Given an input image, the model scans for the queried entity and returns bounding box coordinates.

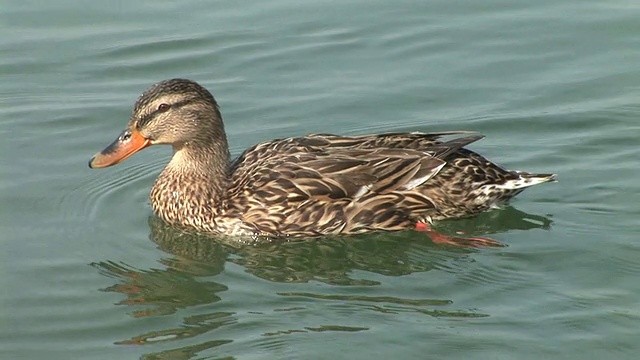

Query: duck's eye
[157,103,170,112]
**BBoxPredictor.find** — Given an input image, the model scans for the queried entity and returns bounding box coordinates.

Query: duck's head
[89,78,226,169]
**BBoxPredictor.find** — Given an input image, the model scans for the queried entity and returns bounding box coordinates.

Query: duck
[89,78,555,243]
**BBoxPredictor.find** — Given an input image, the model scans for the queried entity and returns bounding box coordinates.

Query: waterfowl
[89,79,555,242]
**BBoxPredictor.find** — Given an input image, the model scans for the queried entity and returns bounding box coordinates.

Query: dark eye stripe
[136,98,194,130]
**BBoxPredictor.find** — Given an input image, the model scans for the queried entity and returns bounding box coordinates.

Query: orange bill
[88,128,151,168]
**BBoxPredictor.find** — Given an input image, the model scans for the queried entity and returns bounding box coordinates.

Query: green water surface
[2,1,639,359]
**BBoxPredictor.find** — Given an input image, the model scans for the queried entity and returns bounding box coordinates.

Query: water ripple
[278,292,486,318]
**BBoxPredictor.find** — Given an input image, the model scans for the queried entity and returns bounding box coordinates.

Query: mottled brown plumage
[89,79,555,239]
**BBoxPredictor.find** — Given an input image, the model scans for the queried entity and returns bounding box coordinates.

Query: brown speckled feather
[214,132,553,237]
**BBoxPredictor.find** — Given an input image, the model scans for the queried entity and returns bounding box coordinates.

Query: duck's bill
[88,128,151,168]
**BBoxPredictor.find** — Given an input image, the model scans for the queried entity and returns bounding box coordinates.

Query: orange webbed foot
[415,222,505,248]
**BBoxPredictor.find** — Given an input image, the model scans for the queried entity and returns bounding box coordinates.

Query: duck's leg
[414,222,505,248]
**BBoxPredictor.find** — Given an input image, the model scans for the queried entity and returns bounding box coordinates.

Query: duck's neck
[150,141,230,230]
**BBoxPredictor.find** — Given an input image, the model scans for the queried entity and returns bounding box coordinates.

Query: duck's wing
[230,131,484,202]
[321,131,485,159]
[227,132,486,235]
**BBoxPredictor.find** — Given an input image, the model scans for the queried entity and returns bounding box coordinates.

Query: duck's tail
[503,172,557,190]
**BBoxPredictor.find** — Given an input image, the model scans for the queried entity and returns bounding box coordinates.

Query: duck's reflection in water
[92,206,551,357]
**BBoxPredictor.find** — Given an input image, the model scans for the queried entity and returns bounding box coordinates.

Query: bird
[89,78,555,245]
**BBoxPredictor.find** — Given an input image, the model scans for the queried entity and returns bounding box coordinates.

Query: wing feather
[227,131,486,234]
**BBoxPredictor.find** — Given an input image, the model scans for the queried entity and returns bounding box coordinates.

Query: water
[2,0,639,359]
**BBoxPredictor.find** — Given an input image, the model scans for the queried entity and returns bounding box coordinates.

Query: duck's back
[221,131,554,237]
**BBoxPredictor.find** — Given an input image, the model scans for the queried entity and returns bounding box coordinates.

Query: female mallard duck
[89,79,555,243]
